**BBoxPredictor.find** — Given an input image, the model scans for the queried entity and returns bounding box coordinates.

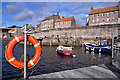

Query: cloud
[6,5,18,14]
[3,2,118,27]
[14,9,33,21]
[75,14,88,26]
[32,2,117,26]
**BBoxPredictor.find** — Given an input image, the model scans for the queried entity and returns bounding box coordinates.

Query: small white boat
[56,46,72,55]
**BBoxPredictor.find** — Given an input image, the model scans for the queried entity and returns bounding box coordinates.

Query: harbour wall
[33,24,120,39]
[32,24,120,46]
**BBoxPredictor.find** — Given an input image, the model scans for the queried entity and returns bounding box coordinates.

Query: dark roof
[8,25,22,28]
[41,13,60,22]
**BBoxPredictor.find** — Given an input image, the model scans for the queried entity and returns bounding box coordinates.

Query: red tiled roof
[38,23,41,27]
[89,6,118,15]
[56,17,73,22]
[76,25,79,27]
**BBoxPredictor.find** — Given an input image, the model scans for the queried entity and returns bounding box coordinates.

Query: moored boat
[84,40,111,53]
[56,46,72,55]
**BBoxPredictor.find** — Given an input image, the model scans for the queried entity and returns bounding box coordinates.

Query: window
[102,19,104,22]
[97,14,99,17]
[101,13,104,16]
[107,12,110,16]
[97,19,99,22]
[107,18,110,22]
[93,19,95,23]
[112,18,115,21]
[112,12,115,15]
[93,15,95,17]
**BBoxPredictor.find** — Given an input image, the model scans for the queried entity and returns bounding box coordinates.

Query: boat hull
[56,50,72,55]
[84,42,111,53]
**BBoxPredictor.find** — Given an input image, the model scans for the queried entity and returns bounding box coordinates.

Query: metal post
[112,33,114,59]
[24,24,27,79]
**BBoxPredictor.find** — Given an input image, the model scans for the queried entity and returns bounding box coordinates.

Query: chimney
[90,7,94,11]
[26,24,28,27]
[72,16,74,18]
[52,14,54,16]
[57,12,59,15]
[62,16,64,19]
[30,24,32,27]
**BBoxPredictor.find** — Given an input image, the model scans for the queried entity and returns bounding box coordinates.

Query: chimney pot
[57,12,59,15]
[62,16,64,19]
[91,7,94,11]
[52,14,54,16]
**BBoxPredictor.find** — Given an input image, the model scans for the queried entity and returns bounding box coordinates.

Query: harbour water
[2,41,113,79]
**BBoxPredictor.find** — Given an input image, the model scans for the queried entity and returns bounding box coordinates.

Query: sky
[1,2,118,27]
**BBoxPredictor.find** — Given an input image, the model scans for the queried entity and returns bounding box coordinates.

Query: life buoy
[5,35,42,69]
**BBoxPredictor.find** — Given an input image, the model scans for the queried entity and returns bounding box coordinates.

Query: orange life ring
[5,35,42,69]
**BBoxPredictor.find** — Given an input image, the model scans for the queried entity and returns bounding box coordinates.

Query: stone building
[0,28,11,38]
[8,26,22,37]
[55,16,76,28]
[37,12,76,31]
[39,12,60,30]
[88,2,120,26]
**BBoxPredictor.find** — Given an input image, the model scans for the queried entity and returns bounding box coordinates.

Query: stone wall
[32,24,120,39]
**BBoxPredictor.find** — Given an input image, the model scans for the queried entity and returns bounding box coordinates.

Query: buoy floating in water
[72,55,76,58]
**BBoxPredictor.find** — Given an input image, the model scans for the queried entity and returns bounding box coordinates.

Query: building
[88,2,120,26]
[0,28,11,38]
[55,16,76,28]
[39,12,60,30]
[8,25,22,37]
[37,12,76,31]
